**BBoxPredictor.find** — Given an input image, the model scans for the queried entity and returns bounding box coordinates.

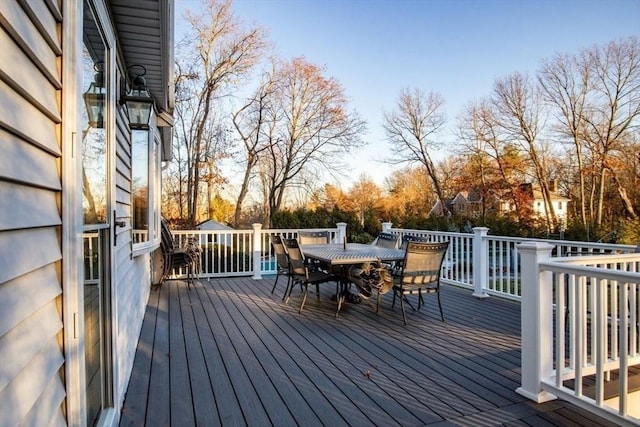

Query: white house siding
[0,1,66,427]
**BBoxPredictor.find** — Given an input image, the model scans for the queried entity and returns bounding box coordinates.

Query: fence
[167,223,637,294]
[170,224,344,279]
[517,243,640,425]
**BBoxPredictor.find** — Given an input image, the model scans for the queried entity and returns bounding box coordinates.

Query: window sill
[132,240,161,258]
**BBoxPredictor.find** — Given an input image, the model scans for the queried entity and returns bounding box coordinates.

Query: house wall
[533,198,569,222]
[0,1,161,425]
[0,1,67,426]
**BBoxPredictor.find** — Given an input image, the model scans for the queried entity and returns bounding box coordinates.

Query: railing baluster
[575,275,585,397]
[556,272,565,389]
[595,278,605,406]
[619,282,629,416]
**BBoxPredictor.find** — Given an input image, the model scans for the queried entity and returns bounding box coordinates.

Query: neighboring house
[428,188,495,217]
[530,187,571,224]
[0,1,174,426]
[430,182,570,224]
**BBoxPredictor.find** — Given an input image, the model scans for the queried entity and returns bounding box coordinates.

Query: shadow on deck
[119,276,618,426]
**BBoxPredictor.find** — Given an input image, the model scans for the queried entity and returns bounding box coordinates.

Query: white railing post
[472,227,490,298]
[516,241,557,403]
[252,223,263,280]
[336,222,347,244]
[381,222,392,232]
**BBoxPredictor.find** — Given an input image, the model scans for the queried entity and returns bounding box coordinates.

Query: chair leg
[437,291,444,321]
[271,273,281,294]
[285,279,296,304]
[400,293,408,325]
[403,294,417,312]
[281,276,292,301]
[299,283,309,313]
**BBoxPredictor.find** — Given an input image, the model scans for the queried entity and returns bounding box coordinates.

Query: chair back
[282,238,308,276]
[160,218,175,253]
[400,234,430,250]
[270,235,289,270]
[374,232,399,249]
[298,230,330,245]
[400,241,449,288]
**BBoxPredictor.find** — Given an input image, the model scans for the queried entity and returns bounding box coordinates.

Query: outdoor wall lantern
[83,66,105,128]
[123,65,154,130]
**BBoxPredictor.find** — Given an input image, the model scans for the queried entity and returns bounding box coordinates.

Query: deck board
[179,281,219,426]
[170,282,195,426]
[120,277,623,426]
[144,282,170,426]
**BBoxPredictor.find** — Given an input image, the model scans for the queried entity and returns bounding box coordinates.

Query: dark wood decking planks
[169,282,195,426]
[144,282,171,426]
[120,276,622,427]
[119,285,159,426]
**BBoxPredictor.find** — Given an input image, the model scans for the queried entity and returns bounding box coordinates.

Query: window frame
[131,125,161,256]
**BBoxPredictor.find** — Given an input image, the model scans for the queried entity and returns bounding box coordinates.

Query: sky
[175,0,640,190]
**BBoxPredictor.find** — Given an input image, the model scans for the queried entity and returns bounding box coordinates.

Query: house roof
[197,220,234,230]
[110,0,175,125]
[531,189,571,202]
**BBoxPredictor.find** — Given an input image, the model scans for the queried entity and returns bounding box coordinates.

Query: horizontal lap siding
[0,1,65,426]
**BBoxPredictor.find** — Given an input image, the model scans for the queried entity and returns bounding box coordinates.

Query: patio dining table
[301,243,405,316]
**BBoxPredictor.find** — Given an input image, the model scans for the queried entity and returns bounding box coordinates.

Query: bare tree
[383,88,448,215]
[491,72,558,231]
[173,0,268,223]
[582,37,640,225]
[539,51,593,234]
[457,99,528,220]
[259,57,366,226]
[231,67,277,226]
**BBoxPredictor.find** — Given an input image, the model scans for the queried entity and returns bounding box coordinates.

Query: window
[132,130,149,243]
[132,129,159,249]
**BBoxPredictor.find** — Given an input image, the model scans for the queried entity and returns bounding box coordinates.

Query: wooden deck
[119,276,619,426]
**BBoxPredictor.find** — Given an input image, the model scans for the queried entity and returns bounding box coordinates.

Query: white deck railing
[168,223,636,288]
[517,243,640,425]
[171,224,343,278]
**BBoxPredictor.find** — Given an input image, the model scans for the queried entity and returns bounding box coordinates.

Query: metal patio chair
[282,238,336,313]
[297,230,331,245]
[158,218,201,289]
[297,230,332,271]
[392,241,449,325]
[270,234,292,300]
[399,234,430,250]
[373,232,400,249]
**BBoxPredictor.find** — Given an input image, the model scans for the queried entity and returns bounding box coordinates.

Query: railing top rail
[391,228,471,238]
[489,234,635,252]
[261,228,339,233]
[539,259,640,282]
[172,229,253,235]
[552,252,640,264]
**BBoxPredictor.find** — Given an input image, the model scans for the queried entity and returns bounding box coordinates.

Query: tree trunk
[233,153,256,227]
[609,168,638,219]
[596,167,606,226]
